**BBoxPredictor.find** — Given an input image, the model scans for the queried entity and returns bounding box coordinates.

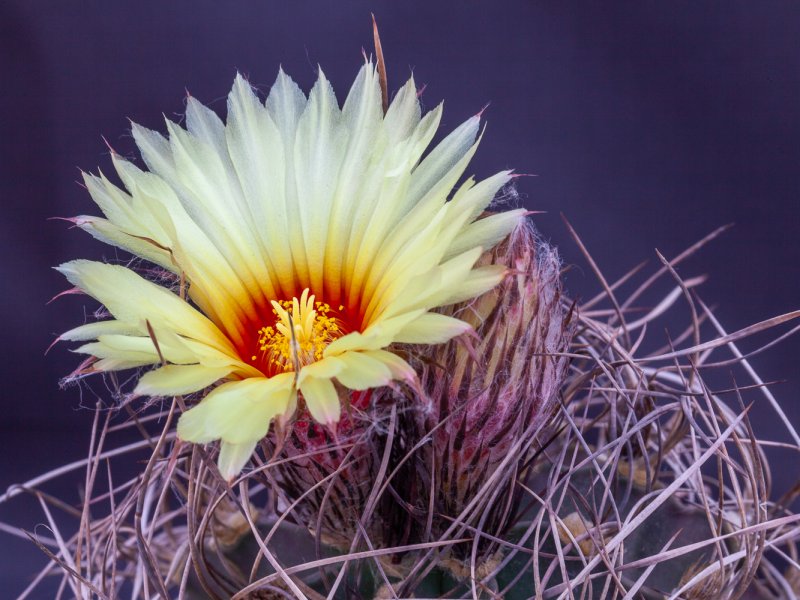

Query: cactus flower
[56,63,525,479]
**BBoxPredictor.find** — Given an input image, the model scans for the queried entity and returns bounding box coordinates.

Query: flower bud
[408,219,574,564]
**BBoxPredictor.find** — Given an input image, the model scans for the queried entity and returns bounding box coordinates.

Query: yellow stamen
[256,288,342,371]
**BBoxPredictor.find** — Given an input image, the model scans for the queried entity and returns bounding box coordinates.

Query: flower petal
[218,440,259,481]
[360,350,416,382]
[226,73,295,297]
[86,157,263,344]
[323,63,384,302]
[177,374,294,445]
[265,67,307,140]
[334,351,393,390]
[299,376,340,425]
[383,76,421,144]
[446,209,528,261]
[407,115,480,210]
[57,260,235,355]
[60,320,139,342]
[436,265,509,307]
[294,69,346,295]
[74,343,156,370]
[134,364,233,397]
[324,310,425,356]
[394,313,472,344]
[298,356,345,381]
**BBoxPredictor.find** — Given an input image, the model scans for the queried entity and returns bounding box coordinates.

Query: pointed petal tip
[64,357,100,380]
[270,67,305,103]
[47,215,83,228]
[53,259,87,278]
[100,135,117,155]
[47,286,83,305]
[475,102,491,119]
[217,440,257,483]
[130,119,167,147]
[274,65,291,83]
[131,381,152,398]
[185,94,206,112]
[45,335,62,356]
[233,71,249,86]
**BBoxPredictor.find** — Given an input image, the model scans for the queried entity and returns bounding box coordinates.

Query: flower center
[252,288,344,372]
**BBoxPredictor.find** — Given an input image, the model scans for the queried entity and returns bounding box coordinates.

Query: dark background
[2,1,799,594]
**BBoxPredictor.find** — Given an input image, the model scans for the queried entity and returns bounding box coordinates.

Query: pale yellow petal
[60,320,138,342]
[92,357,155,371]
[297,355,345,382]
[383,76,421,144]
[218,440,259,481]
[276,388,299,429]
[323,63,384,303]
[176,374,295,445]
[131,122,175,180]
[360,350,416,382]
[76,215,175,272]
[344,105,442,298]
[368,247,482,321]
[265,67,307,140]
[334,351,392,391]
[57,260,235,355]
[407,115,480,210]
[93,334,195,364]
[227,72,295,296]
[434,265,508,307]
[111,155,263,337]
[447,170,513,224]
[324,310,425,356]
[294,69,345,295]
[446,209,527,260]
[186,96,226,153]
[323,331,376,357]
[75,343,156,370]
[134,364,233,397]
[163,119,272,306]
[394,313,472,344]
[299,376,340,425]
[261,69,312,289]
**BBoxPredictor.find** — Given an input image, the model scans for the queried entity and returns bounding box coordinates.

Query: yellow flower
[57,63,525,478]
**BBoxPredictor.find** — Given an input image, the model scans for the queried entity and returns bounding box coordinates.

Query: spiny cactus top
[56,62,525,479]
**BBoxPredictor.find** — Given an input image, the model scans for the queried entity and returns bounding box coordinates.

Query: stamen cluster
[254,289,343,371]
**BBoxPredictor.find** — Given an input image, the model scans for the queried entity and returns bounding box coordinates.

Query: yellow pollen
[255,288,342,372]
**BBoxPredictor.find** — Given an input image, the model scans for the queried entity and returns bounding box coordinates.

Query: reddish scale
[291,389,374,465]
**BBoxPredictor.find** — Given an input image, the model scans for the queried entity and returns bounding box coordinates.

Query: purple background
[2,1,799,593]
